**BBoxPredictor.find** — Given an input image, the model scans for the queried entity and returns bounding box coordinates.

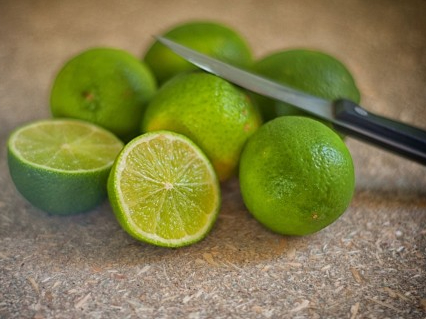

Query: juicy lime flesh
[109,131,220,247]
[11,120,123,171]
[239,116,355,236]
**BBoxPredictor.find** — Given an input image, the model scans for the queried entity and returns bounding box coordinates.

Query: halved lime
[108,131,221,247]
[7,119,124,215]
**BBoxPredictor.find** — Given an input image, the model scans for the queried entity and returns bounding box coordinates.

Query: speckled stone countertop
[1,1,425,318]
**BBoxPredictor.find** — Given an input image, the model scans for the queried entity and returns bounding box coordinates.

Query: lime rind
[8,154,109,215]
[108,131,221,247]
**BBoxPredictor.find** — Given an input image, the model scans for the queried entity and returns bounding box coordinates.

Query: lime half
[7,119,124,215]
[108,131,221,247]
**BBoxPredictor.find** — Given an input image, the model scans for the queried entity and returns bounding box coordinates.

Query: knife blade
[156,36,426,165]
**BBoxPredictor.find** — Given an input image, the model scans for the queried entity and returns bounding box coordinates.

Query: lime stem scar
[82,91,95,102]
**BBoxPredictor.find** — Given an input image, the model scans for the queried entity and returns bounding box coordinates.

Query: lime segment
[8,119,124,215]
[108,131,221,247]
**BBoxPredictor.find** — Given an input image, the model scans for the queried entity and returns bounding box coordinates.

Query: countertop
[1,0,425,318]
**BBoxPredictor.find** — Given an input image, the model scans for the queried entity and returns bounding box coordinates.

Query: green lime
[239,116,355,236]
[7,119,124,215]
[108,131,220,247]
[50,48,157,141]
[141,72,262,181]
[144,20,252,84]
[252,49,360,121]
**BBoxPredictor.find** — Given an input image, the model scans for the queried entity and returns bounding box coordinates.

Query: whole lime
[239,116,355,236]
[252,49,360,122]
[144,20,253,84]
[141,72,262,181]
[50,48,157,141]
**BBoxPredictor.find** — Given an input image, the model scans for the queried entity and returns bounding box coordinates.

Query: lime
[239,116,355,236]
[144,20,252,84]
[7,119,124,215]
[107,131,220,247]
[50,48,157,141]
[252,49,360,121]
[141,72,262,181]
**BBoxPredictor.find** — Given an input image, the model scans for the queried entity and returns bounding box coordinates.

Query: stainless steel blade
[156,36,335,121]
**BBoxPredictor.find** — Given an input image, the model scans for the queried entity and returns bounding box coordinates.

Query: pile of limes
[7,20,358,247]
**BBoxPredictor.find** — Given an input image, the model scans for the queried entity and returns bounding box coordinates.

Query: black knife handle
[333,99,426,165]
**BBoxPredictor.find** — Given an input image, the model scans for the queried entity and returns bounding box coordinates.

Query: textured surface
[1,0,426,318]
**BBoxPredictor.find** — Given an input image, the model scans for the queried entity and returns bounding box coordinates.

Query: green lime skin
[144,20,253,84]
[8,155,110,215]
[141,72,262,181]
[50,48,157,142]
[239,116,355,236]
[252,49,360,122]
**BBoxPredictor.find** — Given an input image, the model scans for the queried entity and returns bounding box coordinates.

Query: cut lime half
[108,131,221,247]
[7,119,124,215]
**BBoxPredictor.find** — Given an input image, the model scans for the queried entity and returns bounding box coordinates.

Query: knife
[156,36,426,166]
